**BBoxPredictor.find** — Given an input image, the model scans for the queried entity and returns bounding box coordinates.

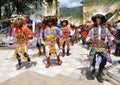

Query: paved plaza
[0,43,120,85]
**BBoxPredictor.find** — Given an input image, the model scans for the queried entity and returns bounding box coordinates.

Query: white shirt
[115,22,120,30]
[86,25,114,42]
[69,29,75,36]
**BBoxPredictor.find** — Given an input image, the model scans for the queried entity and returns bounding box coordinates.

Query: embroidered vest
[46,26,55,42]
[93,26,107,40]
[92,26,108,52]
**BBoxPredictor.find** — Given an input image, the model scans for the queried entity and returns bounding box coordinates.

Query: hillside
[60,6,83,19]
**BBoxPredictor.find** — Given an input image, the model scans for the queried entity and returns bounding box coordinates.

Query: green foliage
[0,0,43,20]
[105,13,113,20]
[60,6,83,20]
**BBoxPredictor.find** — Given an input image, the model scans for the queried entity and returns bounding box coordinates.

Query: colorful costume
[44,26,62,57]
[114,20,120,56]
[86,14,114,82]
[60,20,70,56]
[81,20,93,45]
[13,17,31,70]
[42,16,62,68]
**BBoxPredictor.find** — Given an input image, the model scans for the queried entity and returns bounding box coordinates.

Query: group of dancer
[11,14,119,82]
[11,16,72,69]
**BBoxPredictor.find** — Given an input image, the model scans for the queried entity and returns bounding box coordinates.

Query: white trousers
[45,43,60,58]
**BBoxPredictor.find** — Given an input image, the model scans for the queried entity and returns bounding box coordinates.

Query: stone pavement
[0,42,120,85]
[0,71,103,85]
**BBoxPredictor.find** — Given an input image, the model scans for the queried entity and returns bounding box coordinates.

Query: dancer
[114,20,120,56]
[42,16,62,68]
[86,14,114,82]
[13,17,32,70]
[60,20,70,56]
[81,20,92,45]
[36,22,45,55]
[69,25,75,46]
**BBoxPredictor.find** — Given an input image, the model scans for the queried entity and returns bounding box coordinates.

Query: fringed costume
[13,17,32,70]
[86,14,115,82]
[42,16,62,68]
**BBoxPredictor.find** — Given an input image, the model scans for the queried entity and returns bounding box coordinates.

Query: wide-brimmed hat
[43,16,57,26]
[61,20,68,25]
[13,17,26,27]
[91,14,107,23]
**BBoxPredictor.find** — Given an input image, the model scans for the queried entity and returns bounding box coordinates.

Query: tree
[0,0,7,19]
[11,0,44,14]
[0,0,44,20]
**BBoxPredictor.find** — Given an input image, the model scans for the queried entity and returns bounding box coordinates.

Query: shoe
[24,52,31,62]
[91,70,95,80]
[46,57,50,68]
[16,63,22,70]
[67,49,70,56]
[57,55,62,65]
[96,74,103,82]
[96,65,104,82]
[38,47,42,55]
[62,49,65,57]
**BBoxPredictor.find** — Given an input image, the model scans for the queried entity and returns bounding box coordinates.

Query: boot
[16,59,22,70]
[96,65,104,82]
[71,36,74,46]
[97,73,103,82]
[57,55,62,65]
[62,48,65,57]
[91,69,95,80]
[115,48,118,56]
[24,52,31,63]
[82,37,85,45]
[67,48,70,56]
[43,46,45,54]
[71,38,74,46]
[46,57,50,68]
[89,66,95,80]
[72,42,74,46]
[16,53,22,70]
[38,47,42,55]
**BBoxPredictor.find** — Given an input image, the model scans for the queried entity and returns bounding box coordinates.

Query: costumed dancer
[86,14,115,82]
[42,16,62,68]
[60,20,70,56]
[114,20,120,56]
[74,26,80,43]
[13,17,32,70]
[81,20,93,45]
[36,22,45,55]
[69,25,75,46]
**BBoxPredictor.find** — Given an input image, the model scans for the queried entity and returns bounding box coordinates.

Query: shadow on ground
[43,58,62,67]
[15,61,37,70]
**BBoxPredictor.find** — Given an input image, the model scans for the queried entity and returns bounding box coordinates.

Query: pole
[8,0,10,18]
